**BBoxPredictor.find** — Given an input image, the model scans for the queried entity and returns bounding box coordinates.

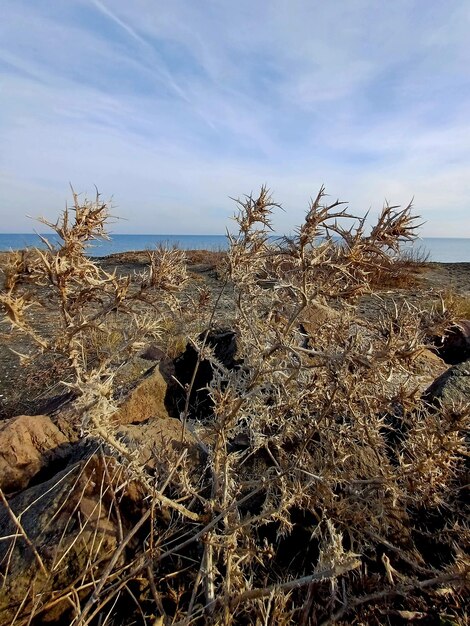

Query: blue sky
[1,0,469,236]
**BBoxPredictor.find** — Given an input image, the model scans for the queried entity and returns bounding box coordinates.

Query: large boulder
[0,414,69,493]
[0,454,143,624]
[423,359,470,408]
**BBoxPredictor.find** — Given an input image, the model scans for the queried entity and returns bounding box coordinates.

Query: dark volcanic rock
[172,328,239,420]
[432,320,470,365]
[423,359,470,408]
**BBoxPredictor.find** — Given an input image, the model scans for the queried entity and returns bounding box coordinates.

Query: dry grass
[441,289,470,320]
[0,187,468,625]
[185,249,227,268]
[368,247,429,289]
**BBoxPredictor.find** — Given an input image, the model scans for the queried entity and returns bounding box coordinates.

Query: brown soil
[0,252,468,418]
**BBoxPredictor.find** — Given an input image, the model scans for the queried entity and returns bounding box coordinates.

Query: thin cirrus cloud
[0,0,469,236]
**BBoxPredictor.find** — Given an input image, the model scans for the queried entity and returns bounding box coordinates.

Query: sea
[0,233,468,263]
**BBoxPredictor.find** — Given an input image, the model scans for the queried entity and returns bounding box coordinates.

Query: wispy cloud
[91,0,147,47]
[90,0,194,108]
[1,0,469,235]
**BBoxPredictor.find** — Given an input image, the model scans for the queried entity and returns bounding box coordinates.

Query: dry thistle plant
[0,187,468,625]
[150,187,468,624]
[0,189,188,429]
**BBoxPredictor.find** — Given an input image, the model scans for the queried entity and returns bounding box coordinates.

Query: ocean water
[0,233,468,262]
[413,238,470,263]
[0,233,228,256]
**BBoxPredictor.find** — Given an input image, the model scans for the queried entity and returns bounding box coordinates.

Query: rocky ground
[423,261,470,296]
[0,251,469,624]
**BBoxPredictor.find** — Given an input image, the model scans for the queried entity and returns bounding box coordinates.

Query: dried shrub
[0,187,468,625]
[0,190,189,420]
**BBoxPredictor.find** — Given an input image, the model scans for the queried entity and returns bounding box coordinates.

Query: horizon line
[0,232,469,240]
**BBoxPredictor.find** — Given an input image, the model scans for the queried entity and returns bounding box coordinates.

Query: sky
[1,0,469,237]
